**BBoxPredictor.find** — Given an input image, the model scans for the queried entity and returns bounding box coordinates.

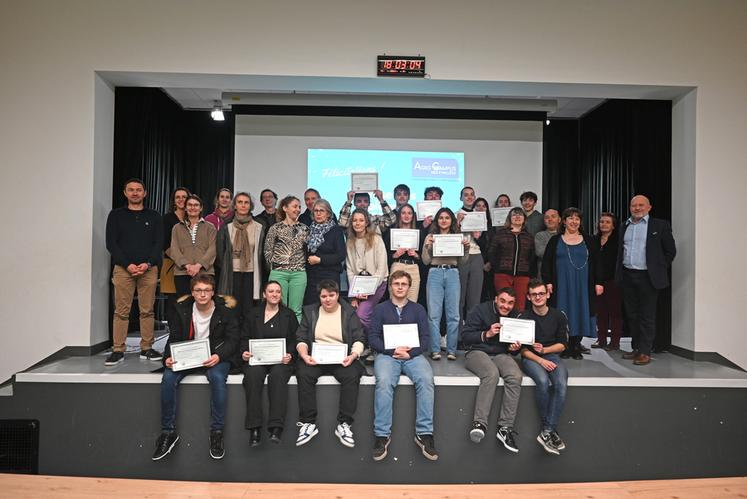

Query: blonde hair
[346,208,377,249]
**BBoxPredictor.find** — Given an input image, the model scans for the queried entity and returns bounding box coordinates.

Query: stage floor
[16,337,747,388]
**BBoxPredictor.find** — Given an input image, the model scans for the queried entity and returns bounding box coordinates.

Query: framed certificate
[491,207,511,227]
[416,200,442,221]
[170,338,211,372]
[389,229,420,250]
[248,338,286,366]
[348,275,380,297]
[312,342,349,364]
[460,211,487,232]
[383,323,421,350]
[432,234,464,257]
[351,172,378,192]
[499,317,536,345]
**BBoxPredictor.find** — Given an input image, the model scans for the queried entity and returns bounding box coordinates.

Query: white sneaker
[334,422,355,448]
[296,422,318,447]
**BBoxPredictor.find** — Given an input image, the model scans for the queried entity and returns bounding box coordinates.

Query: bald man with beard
[615,195,676,366]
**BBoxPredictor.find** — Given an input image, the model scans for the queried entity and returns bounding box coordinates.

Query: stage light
[211,101,225,121]
[545,119,550,125]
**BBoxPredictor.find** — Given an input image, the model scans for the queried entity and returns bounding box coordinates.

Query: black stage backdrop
[112,87,235,214]
[544,99,673,350]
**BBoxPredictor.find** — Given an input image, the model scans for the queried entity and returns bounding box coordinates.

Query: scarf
[307,219,336,253]
[232,215,254,270]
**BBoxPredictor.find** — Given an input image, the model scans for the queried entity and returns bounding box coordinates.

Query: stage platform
[1,338,746,484]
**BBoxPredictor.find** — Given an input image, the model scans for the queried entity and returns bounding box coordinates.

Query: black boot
[249,428,261,447]
[570,336,583,360]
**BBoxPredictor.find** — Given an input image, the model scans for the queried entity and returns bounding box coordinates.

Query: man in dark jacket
[152,274,240,461]
[295,280,366,448]
[368,271,437,462]
[462,287,523,453]
[615,195,676,365]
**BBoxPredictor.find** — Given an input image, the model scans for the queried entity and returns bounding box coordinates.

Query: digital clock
[377,55,426,77]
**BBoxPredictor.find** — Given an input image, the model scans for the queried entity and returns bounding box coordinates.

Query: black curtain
[112,87,235,213]
[543,99,673,350]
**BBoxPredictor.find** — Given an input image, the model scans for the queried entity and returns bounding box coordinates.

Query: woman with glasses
[304,199,346,306]
[541,207,603,360]
[488,207,535,312]
[170,194,218,298]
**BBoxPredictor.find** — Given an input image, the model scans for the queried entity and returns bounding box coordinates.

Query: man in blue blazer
[615,195,676,365]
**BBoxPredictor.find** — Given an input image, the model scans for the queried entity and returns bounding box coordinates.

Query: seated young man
[462,287,523,453]
[295,280,366,448]
[152,274,240,461]
[518,279,569,455]
[368,270,437,461]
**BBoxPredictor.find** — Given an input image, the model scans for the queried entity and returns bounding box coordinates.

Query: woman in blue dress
[541,207,603,360]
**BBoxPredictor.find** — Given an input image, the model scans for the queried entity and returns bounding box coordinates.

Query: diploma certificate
[491,208,511,227]
[383,323,421,350]
[499,317,536,345]
[348,275,380,297]
[416,200,442,221]
[460,211,488,232]
[312,342,349,364]
[432,234,464,257]
[351,172,378,192]
[389,229,421,250]
[170,338,211,372]
[248,338,286,366]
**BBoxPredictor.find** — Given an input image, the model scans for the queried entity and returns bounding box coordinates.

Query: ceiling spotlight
[545,119,551,125]
[211,101,225,121]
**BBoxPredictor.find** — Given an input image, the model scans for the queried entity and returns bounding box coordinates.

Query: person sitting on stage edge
[518,279,569,456]
[152,274,240,461]
[295,279,366,448]
[462,287,523,453]
[105,178,163,366]
[241,280,299,446]
[369,271,437,462]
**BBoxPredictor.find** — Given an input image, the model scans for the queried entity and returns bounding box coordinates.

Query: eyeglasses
[192,288,214,295]
[313,209,327,213]
[529,292,547,298]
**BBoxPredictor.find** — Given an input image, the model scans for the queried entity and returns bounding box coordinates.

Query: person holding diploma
[338,190,396,233]
[304,198,346,306]
[418,186,443,230]
[368,271,437,461]
[153,274,240,461]
[170,194,218,298]
[462,287,523,453]
[240,281,298,446]
[346,208,389,330]
[295,280,366,448]
[457,187,486,327]
[488,207,535,312]
[472,197,496,302]
[518,279,569,456]
[382,203,423,302]
[541,207,603,360]
[263,195,309,321]
[422,207,470,361]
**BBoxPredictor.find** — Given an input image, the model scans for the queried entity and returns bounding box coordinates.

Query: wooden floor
[0,475,746,499]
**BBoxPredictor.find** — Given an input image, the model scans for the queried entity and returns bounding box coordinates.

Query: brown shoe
[603,344,620,352]
[633,353,651,365]
[622,350,639,360]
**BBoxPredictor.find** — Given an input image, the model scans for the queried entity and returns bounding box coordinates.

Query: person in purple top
[205,188,234,230]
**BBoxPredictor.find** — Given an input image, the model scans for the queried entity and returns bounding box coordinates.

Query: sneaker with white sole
[152,431,179,461]
[104,351,124,366]
[496,426,519,453]
[296,422,318,446]
[414,434,439,461]
[372,436,390,461]
[469,421,486,443]
[140,349,163,361]
[537,430,560,455]
[334,422,355,448]
[550,430,566,451]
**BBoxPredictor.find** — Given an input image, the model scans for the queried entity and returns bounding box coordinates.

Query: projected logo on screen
[412,158,459,179]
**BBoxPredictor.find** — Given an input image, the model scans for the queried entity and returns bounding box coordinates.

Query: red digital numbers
[378,57,424,76]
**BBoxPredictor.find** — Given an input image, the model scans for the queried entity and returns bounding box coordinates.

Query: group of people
[105,178,676,461]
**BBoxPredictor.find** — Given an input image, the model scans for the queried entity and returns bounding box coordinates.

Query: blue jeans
[521,353,568,432]
[160,361,231,431]
[427,267,460,354]
[374,353,435,437]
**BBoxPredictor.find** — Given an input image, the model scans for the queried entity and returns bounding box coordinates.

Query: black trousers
[621,269,660,356]
[242,363,293,430]
[174,275,192,298]
[232,271,254,320]
[296,361,364,425]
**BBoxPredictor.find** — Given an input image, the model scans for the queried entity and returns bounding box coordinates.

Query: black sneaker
[414,434,439,461]
[104,351,124,366]
[152,431,179,461]
[550,430,566,451]
[496,426,519,453]
[372,436,391,461]
[210,430,225,459]
[469,421,486,443]
[140,349,163,361]
[537,430,560,455]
